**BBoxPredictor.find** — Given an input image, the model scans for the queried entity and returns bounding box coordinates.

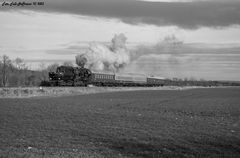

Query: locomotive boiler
[48,66,92,86]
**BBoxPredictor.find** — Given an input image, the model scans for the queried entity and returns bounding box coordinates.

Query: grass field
[0,86,185,98]
[0,88,240,158]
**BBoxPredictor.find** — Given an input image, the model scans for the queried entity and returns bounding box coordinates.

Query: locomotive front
[49,66,65,81]
[48,66,92,86]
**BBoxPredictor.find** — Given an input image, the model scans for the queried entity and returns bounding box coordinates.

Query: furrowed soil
[0,88,240,158]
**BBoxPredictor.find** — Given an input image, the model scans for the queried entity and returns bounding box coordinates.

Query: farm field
[0,86,187,98]
[0,88,240,158]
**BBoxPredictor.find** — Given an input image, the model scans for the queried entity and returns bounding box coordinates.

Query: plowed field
[0,88,240,157]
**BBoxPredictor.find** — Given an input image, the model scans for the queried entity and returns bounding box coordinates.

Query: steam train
[47,66,165,87]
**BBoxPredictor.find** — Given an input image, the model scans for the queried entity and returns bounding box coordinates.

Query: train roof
[92,71,115,75]
[116,73,146,77]
[92,71,146,76]
[147,76,166,80]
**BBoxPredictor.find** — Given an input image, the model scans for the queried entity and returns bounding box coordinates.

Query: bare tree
[47,63,59,72]
[63,61,73,67]
[38,62,46,71]
[0,55,12,87]
[15,57,27,70]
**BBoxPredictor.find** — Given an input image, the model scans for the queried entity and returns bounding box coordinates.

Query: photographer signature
[1,1,44,7]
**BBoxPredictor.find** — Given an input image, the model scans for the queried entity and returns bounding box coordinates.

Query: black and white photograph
[0,0,240,157]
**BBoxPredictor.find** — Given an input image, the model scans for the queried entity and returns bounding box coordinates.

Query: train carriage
[115,73,147,86]
[91,72,115,86]
[147,76,166,87]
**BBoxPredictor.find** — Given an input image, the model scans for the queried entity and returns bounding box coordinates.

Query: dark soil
[0,88,240,157]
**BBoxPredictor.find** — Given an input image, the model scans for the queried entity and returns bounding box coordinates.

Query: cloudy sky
[0,0,240,80]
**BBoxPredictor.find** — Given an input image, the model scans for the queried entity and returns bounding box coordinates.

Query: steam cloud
[76,33,130,72]
[130,34,184,61]
[126,34,187,77]
[76,34,185,76]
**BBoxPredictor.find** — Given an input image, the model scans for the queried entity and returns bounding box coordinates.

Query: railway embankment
[0,86,209,98]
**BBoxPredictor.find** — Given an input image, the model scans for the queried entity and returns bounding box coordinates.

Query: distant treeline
[0,55,240,87]
[0,55,73,87]
[160,79,240,87]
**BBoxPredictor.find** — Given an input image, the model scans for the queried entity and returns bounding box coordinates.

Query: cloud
[124,35,240,80]
[1,0,240,29]
[126,44,240,80]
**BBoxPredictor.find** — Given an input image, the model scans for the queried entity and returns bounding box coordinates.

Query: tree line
[0,55,73,87]
[1,54,239,87]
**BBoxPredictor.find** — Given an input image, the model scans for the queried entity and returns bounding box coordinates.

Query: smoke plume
[76,33,130,72]
[130,34,184,61]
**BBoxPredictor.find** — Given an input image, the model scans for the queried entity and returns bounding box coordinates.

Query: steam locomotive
[48,66,165,87]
